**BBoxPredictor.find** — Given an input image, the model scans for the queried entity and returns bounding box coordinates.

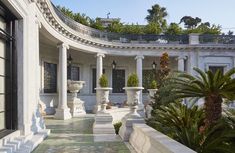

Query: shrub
[147,102,235,153]
[113,122,122,135]
[150,80,157,89]
[127,73,139,87]
[99,74,108,87]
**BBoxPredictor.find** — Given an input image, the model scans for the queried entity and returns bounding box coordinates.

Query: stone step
[0,146,12,153]
[0,129,50,153]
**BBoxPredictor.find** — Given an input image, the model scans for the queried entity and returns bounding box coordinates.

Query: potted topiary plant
[123,73,144,116]
[120,73,145,141]
[148,80,158,100]
[94,74,112,113]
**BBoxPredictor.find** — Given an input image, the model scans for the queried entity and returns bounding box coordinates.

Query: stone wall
[130,124,196,153]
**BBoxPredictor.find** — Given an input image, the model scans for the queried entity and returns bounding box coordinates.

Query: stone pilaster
[177,56,187,72]
[189,33,200,45]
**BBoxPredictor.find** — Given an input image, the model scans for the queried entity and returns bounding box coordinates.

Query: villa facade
[0,0,235,152]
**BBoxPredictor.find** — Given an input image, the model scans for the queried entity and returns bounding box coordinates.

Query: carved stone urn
[147,89,158,103]
[94,87,112,113]
[67,80,86,117]
[119,86,145,141]
[123,87,144,117]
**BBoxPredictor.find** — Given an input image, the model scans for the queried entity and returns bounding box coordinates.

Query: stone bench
[129,124,196,153]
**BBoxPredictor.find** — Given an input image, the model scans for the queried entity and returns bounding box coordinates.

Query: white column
[135,55,144,107]
[93,53,105,113]
[96,53,105,87]
[177,56,186,72]
[55,43,72,120]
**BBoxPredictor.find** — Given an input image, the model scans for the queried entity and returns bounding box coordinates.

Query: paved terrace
[33,115,134,153]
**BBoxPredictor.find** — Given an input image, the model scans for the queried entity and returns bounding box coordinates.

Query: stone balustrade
[129,124,196,153]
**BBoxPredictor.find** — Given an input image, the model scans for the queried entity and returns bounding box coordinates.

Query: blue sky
[51,0,235,33]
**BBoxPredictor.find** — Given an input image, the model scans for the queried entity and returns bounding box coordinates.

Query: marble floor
[32,115,131,153]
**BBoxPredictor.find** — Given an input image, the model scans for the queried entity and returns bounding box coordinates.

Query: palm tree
[166,67,235,127]
[145,4,168,30]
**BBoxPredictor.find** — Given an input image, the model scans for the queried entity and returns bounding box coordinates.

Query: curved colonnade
[0,0,235,152]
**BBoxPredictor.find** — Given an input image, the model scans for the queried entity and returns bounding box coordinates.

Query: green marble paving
[33,116,130,153]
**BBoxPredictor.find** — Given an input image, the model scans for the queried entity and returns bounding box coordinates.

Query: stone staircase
[0,130,50,153]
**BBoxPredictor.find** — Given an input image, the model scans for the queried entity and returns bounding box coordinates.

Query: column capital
[177,55,187,61]
[35,15,42,29]
[57,43,69,50]
[96,53,105,58]
[135,55,144,60]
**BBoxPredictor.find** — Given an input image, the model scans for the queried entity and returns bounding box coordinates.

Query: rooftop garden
[56,4,228,35]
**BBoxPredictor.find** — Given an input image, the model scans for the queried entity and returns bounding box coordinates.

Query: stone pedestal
[119,113,145,141]
[67,93,86,117]
[93,113,115,134]
[54,108,72,120]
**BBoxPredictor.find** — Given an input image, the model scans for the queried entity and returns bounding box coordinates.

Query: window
[143,70,156,93]
[0,1,17,135]
[67,66,80,81]
[92,68,105,93]
[44,62,57,93]
[209,66,224,74]
[112,69,125,93]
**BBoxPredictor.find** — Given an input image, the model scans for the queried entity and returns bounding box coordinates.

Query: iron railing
[199,35,235,44]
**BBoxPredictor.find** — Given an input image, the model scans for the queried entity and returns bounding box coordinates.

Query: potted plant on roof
[123,73,144,117]
[95,74,112,113]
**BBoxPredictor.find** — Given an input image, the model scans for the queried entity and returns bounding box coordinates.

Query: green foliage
[162,68,235,126]
[57,6,74,19]
[73,13,90,26]
[57,5,222,35]
[143,22,161,34]
[99,74,108,87]
[113,122,122,134]
[121,24,144,35]
[90,18,104,31]
[148,103,205,150]
[107,21,123,33]
[184,24,221,35]
[165,23,183,35]
[146,4,168,31]
[127,73,139,87]
[147,102,235,153]
[180,16,202,29]
[150,80,157,89]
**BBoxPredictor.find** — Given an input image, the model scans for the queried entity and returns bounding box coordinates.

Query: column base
[93,113,115,134]
[67,98,86,117]
[54,108,72,120]
[92,104,101,114]
[119,114,145,141]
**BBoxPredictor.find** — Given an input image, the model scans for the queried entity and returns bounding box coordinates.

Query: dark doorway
[0,2,17,138]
